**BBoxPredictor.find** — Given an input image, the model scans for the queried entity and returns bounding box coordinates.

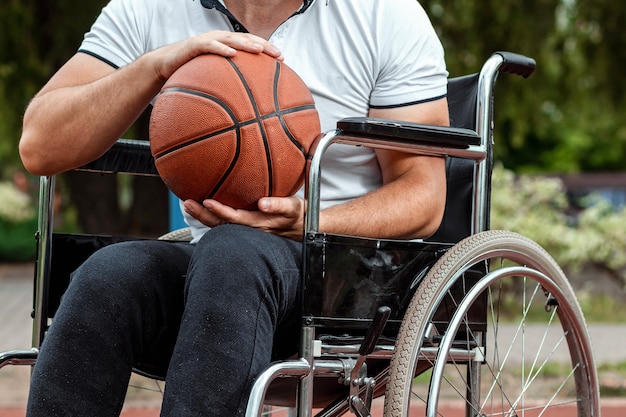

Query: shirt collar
[199,0,315,16]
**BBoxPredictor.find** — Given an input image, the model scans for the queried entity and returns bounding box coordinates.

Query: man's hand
[150,31,283,81]
[183,196,305,241]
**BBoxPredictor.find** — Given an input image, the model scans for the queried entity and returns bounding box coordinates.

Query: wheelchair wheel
[384,230,599,417]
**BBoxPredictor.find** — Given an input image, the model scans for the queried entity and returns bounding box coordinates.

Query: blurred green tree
[0,0,168,236]
[422,0,626,173]
[0,0,107,173]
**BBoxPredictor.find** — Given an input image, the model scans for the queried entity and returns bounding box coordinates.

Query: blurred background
[0,0,625,319]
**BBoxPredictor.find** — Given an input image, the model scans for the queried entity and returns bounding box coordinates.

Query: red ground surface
[2,400,626,417]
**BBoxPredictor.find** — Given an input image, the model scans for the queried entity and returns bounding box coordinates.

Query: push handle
[495,51,536,78]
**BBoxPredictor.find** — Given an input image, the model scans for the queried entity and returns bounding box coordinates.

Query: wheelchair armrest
[337,117,480,149]
[77,139,158,176]
[305,118,485,233]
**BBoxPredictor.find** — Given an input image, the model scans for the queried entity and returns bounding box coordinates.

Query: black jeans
[26,224,302,417]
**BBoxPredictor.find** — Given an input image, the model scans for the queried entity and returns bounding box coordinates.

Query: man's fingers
[258,197,302,216]
[200,31,282,59]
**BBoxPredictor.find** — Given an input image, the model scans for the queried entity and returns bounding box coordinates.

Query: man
[19,0,449,415]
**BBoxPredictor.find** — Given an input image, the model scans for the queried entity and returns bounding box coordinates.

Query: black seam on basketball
[153,87,242,200]
[273,67,308,156]
[227,57,273,197]
[259,105,316,123]
[153,88,244,160]
[206,125,241,201]
[153,125,235,159]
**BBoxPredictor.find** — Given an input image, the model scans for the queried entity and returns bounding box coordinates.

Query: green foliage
[575,200,626,272]
[0,181,37,261]
[0,217,37,262]
[491,164,572,256]
[0,181,34,222]
[0,0,108,177]
[491,164,626,285]
[575,293,626,323]
[422,0,626,173]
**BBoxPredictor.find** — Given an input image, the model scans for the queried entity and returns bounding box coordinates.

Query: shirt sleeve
[78,0,154,68]
[369,0,448,108]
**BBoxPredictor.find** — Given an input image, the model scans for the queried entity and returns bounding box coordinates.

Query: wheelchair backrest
[427,73,480,243]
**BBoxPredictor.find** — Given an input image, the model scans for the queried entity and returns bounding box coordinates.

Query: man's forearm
[319,156,446,240]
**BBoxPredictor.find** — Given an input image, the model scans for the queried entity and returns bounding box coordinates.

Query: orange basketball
[149,52,321,210]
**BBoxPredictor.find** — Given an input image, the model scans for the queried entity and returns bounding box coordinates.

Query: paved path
[2,262,626,415]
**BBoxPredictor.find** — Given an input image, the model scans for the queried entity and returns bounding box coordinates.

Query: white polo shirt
[79,0,448,241]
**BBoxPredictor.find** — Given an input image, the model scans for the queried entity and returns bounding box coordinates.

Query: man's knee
[70,240,191,302]
[188,227,298,299]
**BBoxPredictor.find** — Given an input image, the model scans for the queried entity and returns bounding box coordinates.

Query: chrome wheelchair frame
[0,51,600,417]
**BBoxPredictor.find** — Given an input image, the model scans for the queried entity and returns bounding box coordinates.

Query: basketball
[149,52,321,210]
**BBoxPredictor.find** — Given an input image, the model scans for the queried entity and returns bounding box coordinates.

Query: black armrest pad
[78,139,159,176]
[336,117,480,148]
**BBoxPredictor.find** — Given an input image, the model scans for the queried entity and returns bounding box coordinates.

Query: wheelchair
[0,51,600,417]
